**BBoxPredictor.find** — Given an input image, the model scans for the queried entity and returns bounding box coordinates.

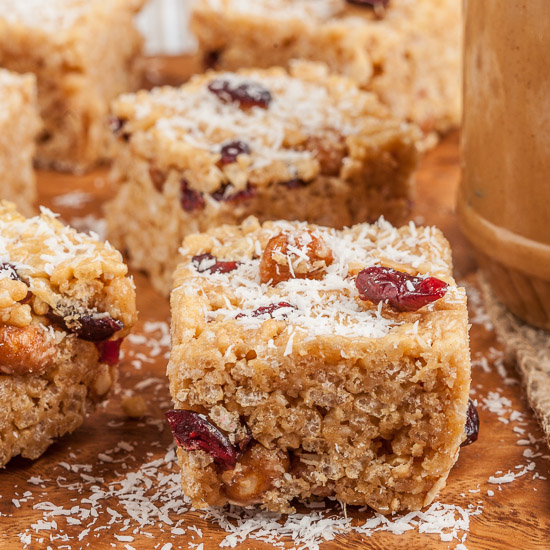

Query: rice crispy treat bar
[106,62,419,295]
[191,0,461,141]
[167,216,471,514]
[0,0,145,173]
[0,201,137,467]
[0,70,40,217]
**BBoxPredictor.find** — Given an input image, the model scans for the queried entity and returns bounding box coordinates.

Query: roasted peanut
[0,324,56,375]
[122,394,148,417]
[221,445,289,505]
[259,230,334,285]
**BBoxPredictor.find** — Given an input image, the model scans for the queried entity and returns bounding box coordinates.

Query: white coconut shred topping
[0,207,120,278]
[180,218,456,339]
[120,69,375,172]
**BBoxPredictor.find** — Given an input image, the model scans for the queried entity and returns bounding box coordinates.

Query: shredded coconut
[183,218,454,339]
[117,66,383,173]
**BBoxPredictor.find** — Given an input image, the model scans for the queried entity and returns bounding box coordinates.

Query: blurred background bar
[136,0,196,55]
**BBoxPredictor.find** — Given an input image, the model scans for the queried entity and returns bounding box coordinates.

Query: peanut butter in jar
[458,0,550,329]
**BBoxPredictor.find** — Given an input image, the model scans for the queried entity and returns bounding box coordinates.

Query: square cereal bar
[0,0,145,173]
[166,216,472,513]
[0,69,40,216]
[106,62,419,295]
[0,201,137,467]
[191,0,461,142]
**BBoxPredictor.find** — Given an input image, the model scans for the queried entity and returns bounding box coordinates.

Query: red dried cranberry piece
[0,262,22,281]
[73,315,123,342]
[356,266,448,312]
[192,253,240,274]
[180,179,205,212]
[346,0,389,7]
[237,301,295,319]
[281,178,311,190]
[219,140,251,165]
[165,409,238,470]
[212,183,256,202]
[208,78,272,109]
[461,399,480,447]
[95,339,123,366]
[48,311,123,342]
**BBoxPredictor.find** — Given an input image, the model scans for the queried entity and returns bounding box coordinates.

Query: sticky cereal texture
[0,201,137,467]
[0,0,146,172]
[0,69,40,216]
[168,216,471,514]
[106,62,419,295]
[191,0,461,145]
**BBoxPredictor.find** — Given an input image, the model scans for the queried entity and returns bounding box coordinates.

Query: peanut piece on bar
[260,230,333,285]
[0,324,56,375]
[221,445,289,505]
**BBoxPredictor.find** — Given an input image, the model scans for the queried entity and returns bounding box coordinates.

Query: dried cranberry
[208,78,272,109]
[211,183,256,202]
[165,409,239,470]
[192,253,240,274]
[74,315,123,342]
[237,302,295,319]
[95,339,123,366]
[48,311,123,342]
[356,266,448,312]
[461,399,480,447]
[180,179,205,212]
[281,178,311,189]
[219,140,251,165]
[0,262,21,281]
[346,0,389,7]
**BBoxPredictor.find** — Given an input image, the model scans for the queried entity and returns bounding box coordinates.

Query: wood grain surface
[0,56,549,550]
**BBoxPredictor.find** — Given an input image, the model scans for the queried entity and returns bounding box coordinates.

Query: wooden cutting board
[0,56,549,550]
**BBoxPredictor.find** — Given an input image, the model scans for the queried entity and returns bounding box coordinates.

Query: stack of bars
[0,0,474,524]
[0,202,136,467]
